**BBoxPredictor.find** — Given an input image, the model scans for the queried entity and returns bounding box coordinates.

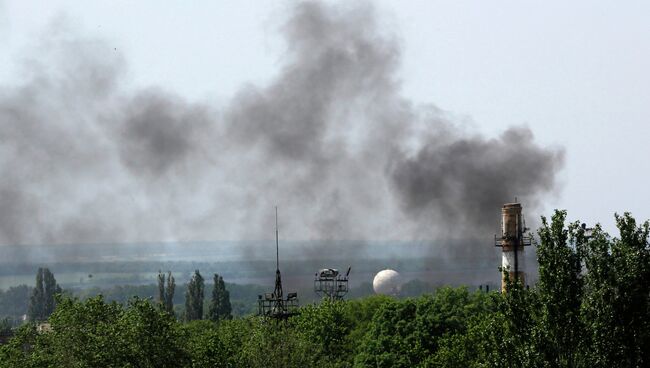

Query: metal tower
[258,207,299,319]
[314,266,350,301]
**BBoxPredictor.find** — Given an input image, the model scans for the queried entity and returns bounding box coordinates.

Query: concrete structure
[494,202,531,291]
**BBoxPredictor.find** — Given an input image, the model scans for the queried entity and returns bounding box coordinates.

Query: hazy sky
[1,0,649,237]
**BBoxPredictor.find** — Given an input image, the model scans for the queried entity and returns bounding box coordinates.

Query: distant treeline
[0,280,268,321]
[0,256,496,277]
[0,286,30,323]
[0,277,441,323]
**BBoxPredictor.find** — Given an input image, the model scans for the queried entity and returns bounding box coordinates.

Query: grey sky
[0,0,648,240]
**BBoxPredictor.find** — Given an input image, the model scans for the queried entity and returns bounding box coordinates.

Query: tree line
[0,275,266,323]
[8,268,232,323]
[183,270,232,322]
[0,210,649,367]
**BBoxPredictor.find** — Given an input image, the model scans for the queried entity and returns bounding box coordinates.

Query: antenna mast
[258,206,299,319]
[275,206,279,271]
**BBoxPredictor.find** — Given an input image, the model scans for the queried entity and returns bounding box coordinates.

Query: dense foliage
[0,285,30,322]
[27,268,61,322]
[158,271,176,315]
[208,274,232,321]
[185,270,205,321]
[1,210,649,367]
[0,279,269,321]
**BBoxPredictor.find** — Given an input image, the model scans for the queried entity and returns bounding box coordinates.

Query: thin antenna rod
[275,206,279,271]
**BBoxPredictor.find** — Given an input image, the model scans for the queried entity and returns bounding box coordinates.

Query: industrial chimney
[494,202,531,291]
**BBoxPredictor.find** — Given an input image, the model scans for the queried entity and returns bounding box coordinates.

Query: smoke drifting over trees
[0,2,563,258]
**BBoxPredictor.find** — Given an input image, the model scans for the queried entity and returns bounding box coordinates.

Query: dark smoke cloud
[390,126,564,242]
[113,90,214,177]
[0,2,563,260]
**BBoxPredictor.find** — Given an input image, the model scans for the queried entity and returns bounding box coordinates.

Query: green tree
[0,285,31,319]
[27,270,44,321]
[536,210,584,367]
[497,273,544,368]
[428,312,505,368]
[214,317,255,367]
[344,294,393,352]
[0,318,10,336]
[158,271,176,315]
[185,270,205,321]
[293,300,353,365]
[118,297,188,367]
[239,318,319,368]
[354,288,495,368]
[181,320,229,368]
[0,323,41,368]
[1,296,189,368]
[208,274,232,321]
[27,268,61,321]
[580,213,650,367]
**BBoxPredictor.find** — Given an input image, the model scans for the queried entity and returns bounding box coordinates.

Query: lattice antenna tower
[258,207,299,319]
[314,266,351,301]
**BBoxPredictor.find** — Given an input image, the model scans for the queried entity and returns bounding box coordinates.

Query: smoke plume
[0,2,563,259]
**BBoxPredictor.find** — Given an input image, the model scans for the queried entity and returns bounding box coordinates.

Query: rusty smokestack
[495,202,531,291]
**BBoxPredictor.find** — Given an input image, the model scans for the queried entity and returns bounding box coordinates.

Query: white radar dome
[372,269,401,295]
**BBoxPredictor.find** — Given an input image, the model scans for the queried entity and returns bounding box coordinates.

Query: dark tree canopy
[184,270,204,321]
[157,271,175,315]
[27,268,61,321]
[208,273,232,321]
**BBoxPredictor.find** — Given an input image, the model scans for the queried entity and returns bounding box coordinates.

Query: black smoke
[390,127,563,240]
[0,2,563,260]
